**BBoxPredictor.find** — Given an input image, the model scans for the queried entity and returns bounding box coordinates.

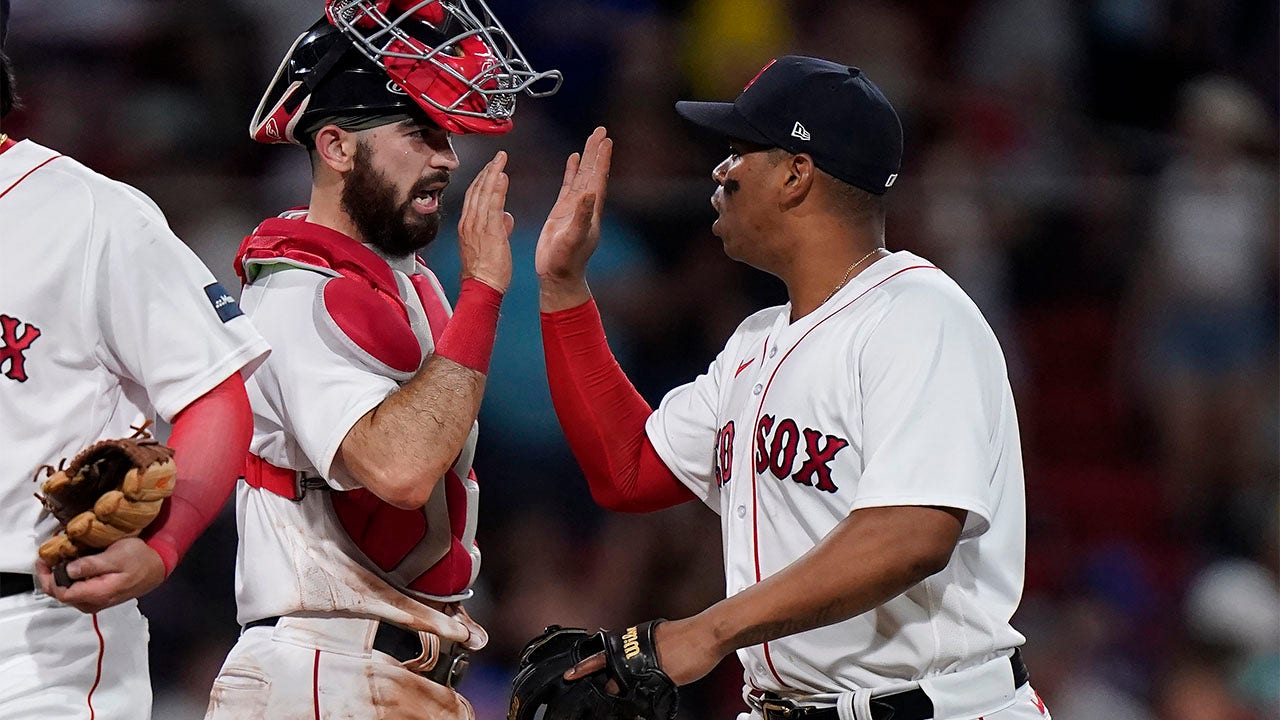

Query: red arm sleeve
[142,373,253,576]
[541,298,695,513]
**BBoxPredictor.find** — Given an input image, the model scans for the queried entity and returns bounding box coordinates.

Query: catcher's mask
[251,0,561,144]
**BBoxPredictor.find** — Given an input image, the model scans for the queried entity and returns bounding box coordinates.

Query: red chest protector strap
[244,454,325,499]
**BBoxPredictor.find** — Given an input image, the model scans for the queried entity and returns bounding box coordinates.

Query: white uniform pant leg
[205,626,474,720]
[977,684,1051,720]
[0,592,151,720]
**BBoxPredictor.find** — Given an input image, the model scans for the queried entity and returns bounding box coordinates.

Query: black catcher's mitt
[508,620,678,720]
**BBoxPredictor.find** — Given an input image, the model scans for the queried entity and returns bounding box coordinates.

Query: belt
[245,616,470,689]
[0,572,35,598]
[749,649,1029,720]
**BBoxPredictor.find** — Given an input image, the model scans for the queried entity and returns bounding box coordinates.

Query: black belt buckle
[440,652,470,689]
[870,699,899,720]
[760,700,800,720]
[292,472,329,501]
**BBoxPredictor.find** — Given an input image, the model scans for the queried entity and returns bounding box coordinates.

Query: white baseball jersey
[647,250,1028,698]
[233,217,480,626]
[0,139,270,574]
[0,138,269,720]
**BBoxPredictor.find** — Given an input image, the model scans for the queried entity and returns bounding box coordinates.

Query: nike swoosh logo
[735,358,755,377]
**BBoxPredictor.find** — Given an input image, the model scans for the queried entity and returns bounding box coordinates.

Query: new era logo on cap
[791,122,811,141]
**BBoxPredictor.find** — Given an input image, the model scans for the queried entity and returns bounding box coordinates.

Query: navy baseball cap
[676,56,903,195]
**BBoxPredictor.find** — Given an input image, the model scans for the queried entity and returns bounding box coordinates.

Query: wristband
[145,536,180,578]
[435,278,503,373]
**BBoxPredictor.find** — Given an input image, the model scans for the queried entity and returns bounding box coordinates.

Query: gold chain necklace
[822,247,884,304]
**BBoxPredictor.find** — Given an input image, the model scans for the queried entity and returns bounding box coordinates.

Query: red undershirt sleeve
[541,298,695,513]
[142,373,254,576]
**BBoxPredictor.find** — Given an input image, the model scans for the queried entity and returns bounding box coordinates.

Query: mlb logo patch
[204,283,244,323]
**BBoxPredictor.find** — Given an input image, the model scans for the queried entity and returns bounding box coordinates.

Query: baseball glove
[508,621,678,720]
[34,429,176,586]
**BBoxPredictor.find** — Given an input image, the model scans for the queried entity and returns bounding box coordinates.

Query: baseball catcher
[509,621,678,720]
[35,425,176,587]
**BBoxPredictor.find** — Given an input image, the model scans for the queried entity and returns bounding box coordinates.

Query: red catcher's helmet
[251,0,561,144]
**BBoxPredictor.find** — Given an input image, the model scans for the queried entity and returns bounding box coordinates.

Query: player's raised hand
[535,127,613,311]
[35,537,166,614]
[457,151,515,293]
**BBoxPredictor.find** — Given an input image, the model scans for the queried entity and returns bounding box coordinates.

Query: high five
[532,57,1050,720]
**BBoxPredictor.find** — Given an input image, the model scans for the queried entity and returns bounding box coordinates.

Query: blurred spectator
[1154,657,1260,720]
[1128,75,1277,535]
[681,0,792,98]
[1186,557,1280,657]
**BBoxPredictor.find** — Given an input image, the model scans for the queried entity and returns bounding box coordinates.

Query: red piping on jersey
[748,264,938,689]
[87,613,105,720]
[0,153,63,200]
[313,649,322,720]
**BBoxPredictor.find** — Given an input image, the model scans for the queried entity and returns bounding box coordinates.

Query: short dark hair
[826,174,885,222]
[0,48,15,120]
[767,148,885,222]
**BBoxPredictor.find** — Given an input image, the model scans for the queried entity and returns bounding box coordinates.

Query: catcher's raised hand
[535,127,613,311]
[457,150,516,293]
[36,537,165,614]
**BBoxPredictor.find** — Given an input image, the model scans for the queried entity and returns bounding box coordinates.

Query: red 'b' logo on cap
[744,59,777,91]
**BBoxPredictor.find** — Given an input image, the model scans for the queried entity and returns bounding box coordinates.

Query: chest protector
[235,215,479,599]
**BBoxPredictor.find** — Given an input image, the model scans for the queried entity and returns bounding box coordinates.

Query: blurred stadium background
[3,0,1277,718]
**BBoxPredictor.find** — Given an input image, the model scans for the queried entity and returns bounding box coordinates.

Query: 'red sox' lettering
[0,314,42,383]
[754,414,849,493]
[713,421,735,487]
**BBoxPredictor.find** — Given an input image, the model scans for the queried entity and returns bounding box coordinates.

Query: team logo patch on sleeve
[203,283,244,323]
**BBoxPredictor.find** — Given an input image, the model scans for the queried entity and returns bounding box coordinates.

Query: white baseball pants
[204,617,473,720]
[0,589,151,720]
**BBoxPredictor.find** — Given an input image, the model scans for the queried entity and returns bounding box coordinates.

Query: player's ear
[313,125,358,174]
[779,152,815,210]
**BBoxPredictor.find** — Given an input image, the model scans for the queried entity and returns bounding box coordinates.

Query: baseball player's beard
[341,146,443,258]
